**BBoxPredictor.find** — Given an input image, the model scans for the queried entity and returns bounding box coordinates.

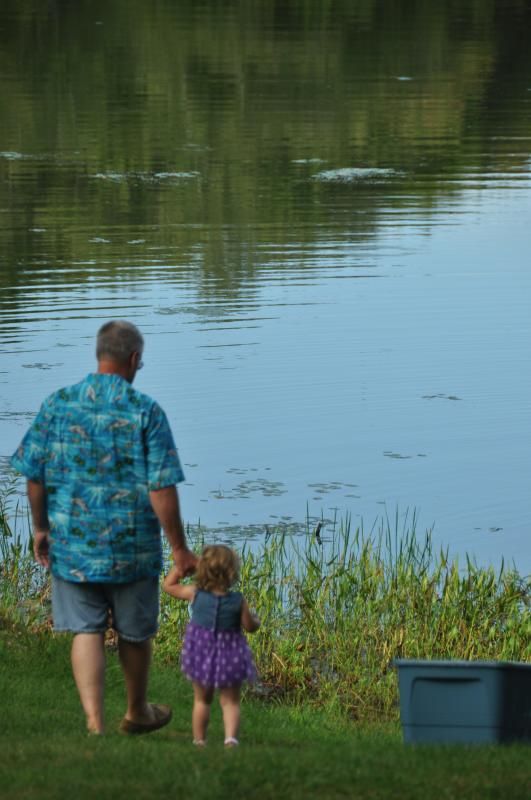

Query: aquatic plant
[0,479,49,629]
[2,483,529,719]
[158,512,530,720]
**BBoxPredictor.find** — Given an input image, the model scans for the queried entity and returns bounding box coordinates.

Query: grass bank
[1,487,530,721]
[158,514,530,719]
[1,625,531,800]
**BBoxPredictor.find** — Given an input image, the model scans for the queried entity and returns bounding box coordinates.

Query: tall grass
[0,478,49,629]
[2,483,529,720]
[158,513,531,720]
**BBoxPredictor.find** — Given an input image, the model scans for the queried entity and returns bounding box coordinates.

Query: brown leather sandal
[119,703,172,735]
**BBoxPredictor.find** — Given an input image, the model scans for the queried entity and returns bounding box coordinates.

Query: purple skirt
[181,621,257,688]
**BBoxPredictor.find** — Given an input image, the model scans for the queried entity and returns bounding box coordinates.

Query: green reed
[0,478,49,628]
[2,483,529,720]
[159,513,530,720]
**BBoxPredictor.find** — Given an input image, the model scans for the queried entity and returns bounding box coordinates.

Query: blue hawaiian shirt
[11,373,184,584]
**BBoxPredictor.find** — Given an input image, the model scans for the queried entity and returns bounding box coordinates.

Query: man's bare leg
[117,637,172,734]
[118,637,155,722]
[71,633,106,734]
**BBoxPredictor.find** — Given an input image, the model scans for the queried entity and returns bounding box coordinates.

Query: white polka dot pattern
[180,621,257,688]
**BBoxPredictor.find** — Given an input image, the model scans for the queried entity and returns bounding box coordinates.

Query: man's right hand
[172,547,198,579]
[33,530,50,568]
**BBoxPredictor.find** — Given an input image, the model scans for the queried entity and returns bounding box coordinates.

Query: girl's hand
[162,567,196,601]
[241,598,260,633]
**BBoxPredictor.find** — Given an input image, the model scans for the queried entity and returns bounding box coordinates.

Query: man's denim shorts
[51,575,159,642]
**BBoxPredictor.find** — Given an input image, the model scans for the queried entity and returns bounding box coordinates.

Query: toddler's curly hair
[196,544,240,592]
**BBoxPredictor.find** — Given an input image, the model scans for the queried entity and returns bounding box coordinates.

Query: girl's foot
[224,737,239,748]
[193,739,206,747]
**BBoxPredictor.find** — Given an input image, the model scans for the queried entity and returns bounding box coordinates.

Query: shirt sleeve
[145,403,185,490]
[10,397,54,482]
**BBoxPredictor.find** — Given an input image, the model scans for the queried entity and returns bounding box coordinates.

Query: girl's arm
[163,565,197,601]
[241,598,260,633]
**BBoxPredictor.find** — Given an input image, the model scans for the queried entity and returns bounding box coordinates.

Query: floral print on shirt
[11,373,184,583]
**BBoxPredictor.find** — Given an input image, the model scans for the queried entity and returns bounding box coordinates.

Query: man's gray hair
[96,320,144,364]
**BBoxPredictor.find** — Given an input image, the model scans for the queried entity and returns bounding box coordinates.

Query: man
[11,320,197,735]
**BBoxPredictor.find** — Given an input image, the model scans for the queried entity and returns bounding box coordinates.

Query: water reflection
[0,1,530,571]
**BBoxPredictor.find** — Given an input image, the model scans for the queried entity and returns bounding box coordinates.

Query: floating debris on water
[308,481,358,494]
[0,151,55,162]
[181,520,312,543]
[153,171,200,180]
[0,410,36,423]
[422,394,462,401]
[182,143,211,150]
[92,172,123,182]
[22,362,62,370]
[210,478,287,500]
[312,167,402,183]
[91,171,200,183]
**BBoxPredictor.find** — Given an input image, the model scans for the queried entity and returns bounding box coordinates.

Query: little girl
[163,544,260,747]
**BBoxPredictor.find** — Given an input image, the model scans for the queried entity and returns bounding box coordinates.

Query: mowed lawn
[1,628,529,800]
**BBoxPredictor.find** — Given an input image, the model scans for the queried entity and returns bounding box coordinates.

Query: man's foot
[86,716,104,736]
[119,703,172,735]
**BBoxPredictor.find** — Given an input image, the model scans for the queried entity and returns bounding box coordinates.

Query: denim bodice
[191,589,243,632]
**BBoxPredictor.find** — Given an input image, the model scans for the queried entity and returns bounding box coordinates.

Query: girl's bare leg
[219,685,241,742]
[192,682,214,742]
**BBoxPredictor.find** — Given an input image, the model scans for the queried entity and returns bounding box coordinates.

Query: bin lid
[393,659,531,670]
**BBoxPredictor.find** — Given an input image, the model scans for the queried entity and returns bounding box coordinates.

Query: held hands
[163,560,197,601]
[33,530,50,568]
[241,598,260,633]
[171,546,198,579]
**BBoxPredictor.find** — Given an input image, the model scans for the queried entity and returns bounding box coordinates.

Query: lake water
[1,1,530,573]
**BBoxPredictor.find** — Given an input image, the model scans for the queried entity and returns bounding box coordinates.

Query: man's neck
[97,360,134,384]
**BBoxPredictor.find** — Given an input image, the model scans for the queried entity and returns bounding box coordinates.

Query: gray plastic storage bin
[394,660,531,744]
